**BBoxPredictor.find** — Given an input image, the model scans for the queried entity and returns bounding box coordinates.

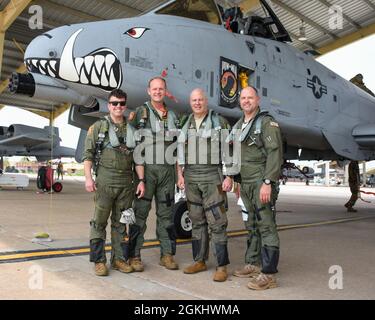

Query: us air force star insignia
[270,121,279,127]
[307,75,327,99]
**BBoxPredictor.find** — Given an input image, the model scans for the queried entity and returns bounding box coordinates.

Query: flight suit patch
[270,121,279,128]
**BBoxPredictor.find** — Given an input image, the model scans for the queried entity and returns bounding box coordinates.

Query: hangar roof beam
[0,0,32,76]
[270,0,339,40]
[239,0,261,15]
[318,21,375,54]
[316,0,361,30]
[362,0,375,11]
[94,0,141,16]
[36,0,102,22]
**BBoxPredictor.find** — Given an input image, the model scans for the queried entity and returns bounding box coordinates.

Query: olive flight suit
[179,110,231,267]
[83,116,137,264]
[350,74,375,97]
[345,161,360,209]
[130,101,179,258]
[233,110,283,274]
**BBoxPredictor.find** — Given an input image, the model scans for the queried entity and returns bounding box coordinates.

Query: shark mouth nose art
[25,28,123,91]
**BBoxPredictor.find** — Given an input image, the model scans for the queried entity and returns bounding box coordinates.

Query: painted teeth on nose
[47,65,56,77]
[84,56,94,73]
[50,60,57,71]
[105,54,115,75]
[75,57,84,73]
[109,68,117,88]
[91,69,100,85]
[40,60,47,69]
[94,55,105,74]
[80,71,89,84]
[101,71,109,87]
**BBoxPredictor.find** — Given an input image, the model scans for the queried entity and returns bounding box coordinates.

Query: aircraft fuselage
[15,12,375,161]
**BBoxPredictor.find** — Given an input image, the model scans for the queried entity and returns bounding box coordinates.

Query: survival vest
[93,116,136,175]
[178,110,224,165]
[139,102,179,142]
[229,111,271,157]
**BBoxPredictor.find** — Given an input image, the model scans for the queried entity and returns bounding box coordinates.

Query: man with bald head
[232,86,283,290]
[177,88,233,282]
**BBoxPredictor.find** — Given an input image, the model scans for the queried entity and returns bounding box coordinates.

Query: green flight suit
[345,161,360,208]
[234,110,283,274]
[130,101,179,258]
[179,111,231,266]
[350,75,375,97]
[82,117,136,264]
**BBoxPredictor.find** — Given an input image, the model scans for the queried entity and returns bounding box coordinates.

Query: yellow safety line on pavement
[0,216,373,263]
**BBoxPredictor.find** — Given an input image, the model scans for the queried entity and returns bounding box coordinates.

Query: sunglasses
[109,101,126,107]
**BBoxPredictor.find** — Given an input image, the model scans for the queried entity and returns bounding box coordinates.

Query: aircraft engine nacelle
[0,126,7,137]
[8,72,97,108]
[6,124,47,138]
[5,124,60,148]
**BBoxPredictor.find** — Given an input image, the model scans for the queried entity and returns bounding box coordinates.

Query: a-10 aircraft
[0,124,75,162]
[8,0,375,162]
[280,163,315,185]
[6,0,375,238]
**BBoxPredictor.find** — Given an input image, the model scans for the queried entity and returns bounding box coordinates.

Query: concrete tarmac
[0,177,374,299]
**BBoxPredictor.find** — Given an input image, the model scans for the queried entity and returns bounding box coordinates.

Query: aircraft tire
[173,200,192,239]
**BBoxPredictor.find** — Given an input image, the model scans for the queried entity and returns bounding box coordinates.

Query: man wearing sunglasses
[83,89,145,277]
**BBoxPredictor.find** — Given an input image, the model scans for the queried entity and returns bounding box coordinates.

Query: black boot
[261,246,279,274]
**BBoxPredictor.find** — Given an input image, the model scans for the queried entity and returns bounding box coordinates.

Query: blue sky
[1,34,375,153]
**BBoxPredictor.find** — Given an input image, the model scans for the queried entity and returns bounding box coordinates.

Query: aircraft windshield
[156,0,222,25]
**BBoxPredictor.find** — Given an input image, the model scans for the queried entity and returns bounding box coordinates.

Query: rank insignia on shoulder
[128,111,135,121]
[270,121,279,128]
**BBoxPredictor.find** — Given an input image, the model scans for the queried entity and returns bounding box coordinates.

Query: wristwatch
[138,178,146,183]
[263,179,271,185]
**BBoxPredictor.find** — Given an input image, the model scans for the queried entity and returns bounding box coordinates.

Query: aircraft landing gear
[173,200,192,239]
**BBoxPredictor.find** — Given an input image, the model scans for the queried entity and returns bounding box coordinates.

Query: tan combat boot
[183,261,207,274]
[213,266,228,282]
[95,262,108,276]
[247,273,277,290]
[129,257,144,272]
[159,254,179,270]
[112,259,134,273]
[233,264,261,278]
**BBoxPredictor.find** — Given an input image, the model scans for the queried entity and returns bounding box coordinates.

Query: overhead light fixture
[298,21,307,41]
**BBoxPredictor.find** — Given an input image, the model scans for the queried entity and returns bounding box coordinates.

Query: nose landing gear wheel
[173,200,192,239]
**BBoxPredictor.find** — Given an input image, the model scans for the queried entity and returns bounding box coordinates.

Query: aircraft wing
[0,135,50,147]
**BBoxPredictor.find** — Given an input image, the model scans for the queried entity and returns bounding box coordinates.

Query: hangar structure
[1,0,375,121]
